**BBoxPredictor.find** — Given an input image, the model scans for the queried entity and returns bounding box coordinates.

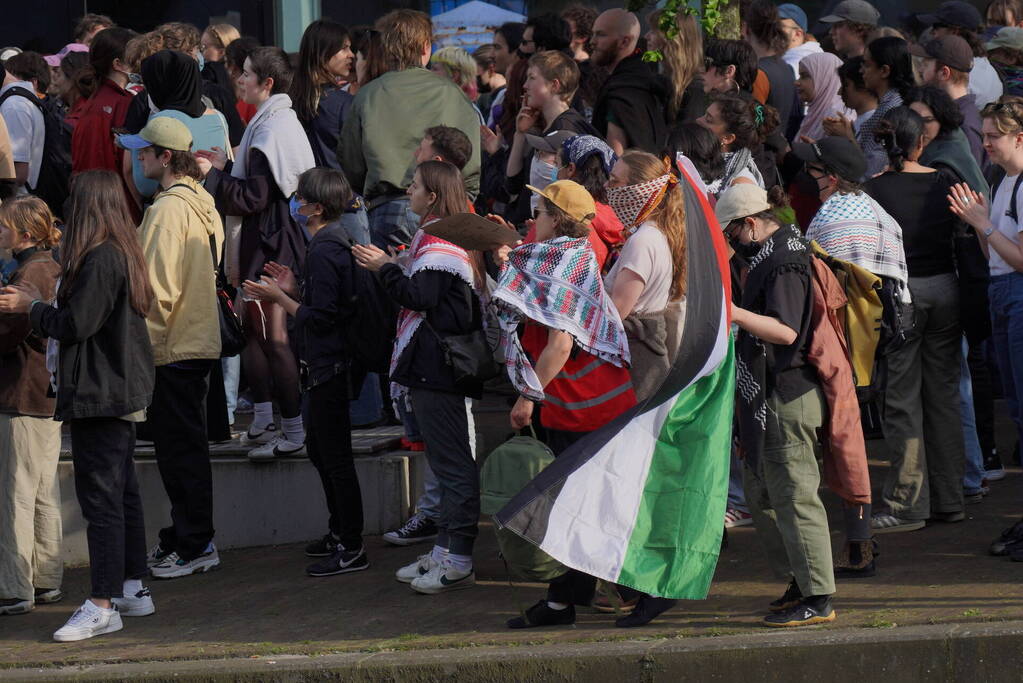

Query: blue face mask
[196,52,205,72]
[289,195,310,237]
[550,162,560,183]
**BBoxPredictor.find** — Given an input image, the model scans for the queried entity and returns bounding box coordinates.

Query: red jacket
[71,79,132,175]
[808,255,872,505]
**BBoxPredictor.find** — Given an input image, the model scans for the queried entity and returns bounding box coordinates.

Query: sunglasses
[985,101,1023,128]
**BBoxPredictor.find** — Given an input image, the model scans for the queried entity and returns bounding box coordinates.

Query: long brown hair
[0,196,61,248]
[60,170,154,317]
[649,10,703,122]
[415,160,484,288]
[619,151,687,300]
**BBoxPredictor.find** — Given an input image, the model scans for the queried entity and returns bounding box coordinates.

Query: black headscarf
[141,50,205,118]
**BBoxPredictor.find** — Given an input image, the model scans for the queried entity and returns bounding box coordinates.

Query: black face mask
[729,235,762,260]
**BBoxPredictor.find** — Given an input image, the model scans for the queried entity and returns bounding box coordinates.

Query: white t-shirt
[604,221,673,315]
[969,57,1004,109]
[0,81,44,190]
[988,173,1023,277]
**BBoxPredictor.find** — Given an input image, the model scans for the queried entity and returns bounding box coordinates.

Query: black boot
[614,595,677,627]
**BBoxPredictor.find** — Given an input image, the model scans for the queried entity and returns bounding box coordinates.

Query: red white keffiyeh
[606,174,677,230]
[389,223,476,400]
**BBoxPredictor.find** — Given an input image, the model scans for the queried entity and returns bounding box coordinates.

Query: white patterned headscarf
[605,174,677,229]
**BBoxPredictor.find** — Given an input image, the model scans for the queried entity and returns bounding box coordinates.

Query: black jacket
[30,242,154,421]
[592,52,669,154]
[379,263,482,399]
[294,222,357,388]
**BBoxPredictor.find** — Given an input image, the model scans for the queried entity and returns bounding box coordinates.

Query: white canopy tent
[432,0,526,53]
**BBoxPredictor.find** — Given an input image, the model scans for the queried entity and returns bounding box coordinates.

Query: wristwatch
[984,225,997,238]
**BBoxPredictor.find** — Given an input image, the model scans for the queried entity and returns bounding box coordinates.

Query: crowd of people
[0,0,1022,643]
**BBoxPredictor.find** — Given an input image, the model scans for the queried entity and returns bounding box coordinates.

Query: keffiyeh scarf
[492,236,630,401]
[805,191,911,302]
[606,174,677,230]
[706,148,765,199]
[389,225,476,401]
[735,225,813,469]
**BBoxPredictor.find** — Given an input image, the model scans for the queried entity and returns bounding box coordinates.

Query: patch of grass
[396,632,421,642]
[961,608,982,617]
[865,610,898,629]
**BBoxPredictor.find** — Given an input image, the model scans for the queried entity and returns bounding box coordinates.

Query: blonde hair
[982,95,1023,134]
[376,9,433,71]
[649,11,703,122]
[204,23,240,50]
[431,46,478,98]
[0,195,61,249]
[619,151,687,300]
[125,31,165,72]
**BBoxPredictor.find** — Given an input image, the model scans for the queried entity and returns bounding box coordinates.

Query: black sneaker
[306,546,369,577]
[764,597,836,627]
[769,579,802,613]
[382,514,438,546]
[615,596,678,628]
[507,600,576,629]
[305,534,340,558]
[993,519,1023,556]
[33,588,64,604]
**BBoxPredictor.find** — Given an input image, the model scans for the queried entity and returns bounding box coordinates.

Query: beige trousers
[0,413,63,601]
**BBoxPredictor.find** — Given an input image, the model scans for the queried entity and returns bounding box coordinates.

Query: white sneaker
[241,423,278,446]
[53,600,123,642]
[150,544,220,579]
[410,561,475,594]
[395,553,440,584]
[111,586,155,616]
[146,542,173,567]
[247,435,306,461]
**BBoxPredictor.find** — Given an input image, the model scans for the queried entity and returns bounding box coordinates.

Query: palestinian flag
[495,166,735,600]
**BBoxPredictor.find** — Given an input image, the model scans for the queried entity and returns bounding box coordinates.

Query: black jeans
[409,388,478,556]
[150,363,215,561]
[307,373,363,550]
[69,418,148,599]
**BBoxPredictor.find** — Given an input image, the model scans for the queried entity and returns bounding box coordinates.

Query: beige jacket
[138,175,224,365]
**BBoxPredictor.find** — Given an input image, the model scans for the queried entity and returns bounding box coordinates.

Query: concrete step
[57,449,417,566]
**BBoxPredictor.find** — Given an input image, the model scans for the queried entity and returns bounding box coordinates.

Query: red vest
[522,323,636,432]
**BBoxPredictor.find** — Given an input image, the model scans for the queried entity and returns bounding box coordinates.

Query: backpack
[317,226,399,375]
[480,434,566,582]
[0,87,72,219]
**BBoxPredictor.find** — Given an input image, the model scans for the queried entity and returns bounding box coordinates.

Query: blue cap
[778,3,808,31]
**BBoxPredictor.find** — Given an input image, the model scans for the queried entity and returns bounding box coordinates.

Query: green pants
[743,386,836,597]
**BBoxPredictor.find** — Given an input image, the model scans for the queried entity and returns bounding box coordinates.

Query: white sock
[281,414,305,443]
[85,598,113,613]
[546,601,569,610]
[123,578,143,595]
[430,545,448,563]
[446,552,472,574]
[253,402,274,430]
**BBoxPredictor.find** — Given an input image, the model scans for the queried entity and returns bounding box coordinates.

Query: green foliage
[632,0,726,63]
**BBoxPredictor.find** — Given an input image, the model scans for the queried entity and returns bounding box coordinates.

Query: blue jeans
[349,372,382,427]
[339,206,371,246]
[368,198,419,249]
[221,355,240,426]
[960,338,985,493]
[989,272,1023,459]
[727,448,748,512]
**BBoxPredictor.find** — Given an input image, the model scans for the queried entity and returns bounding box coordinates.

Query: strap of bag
[1008,173,1023,222]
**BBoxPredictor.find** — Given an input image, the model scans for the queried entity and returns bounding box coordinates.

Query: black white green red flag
[495,166,735,599]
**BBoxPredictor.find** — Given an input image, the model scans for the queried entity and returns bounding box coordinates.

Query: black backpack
[0,87,72,219]
[317,226,399,375]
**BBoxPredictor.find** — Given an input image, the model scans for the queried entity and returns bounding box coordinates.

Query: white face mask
[529,157,557,210]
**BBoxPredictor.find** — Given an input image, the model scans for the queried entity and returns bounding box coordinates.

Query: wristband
[984,225,996,238]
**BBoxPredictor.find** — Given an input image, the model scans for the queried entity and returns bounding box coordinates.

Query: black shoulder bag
[208,234,246,358]
[424,284,500,389]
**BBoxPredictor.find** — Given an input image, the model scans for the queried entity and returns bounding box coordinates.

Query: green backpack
[480,434,567,582]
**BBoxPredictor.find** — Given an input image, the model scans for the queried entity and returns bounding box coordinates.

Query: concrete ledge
[4,621,1023,682]
[58,453,412,566]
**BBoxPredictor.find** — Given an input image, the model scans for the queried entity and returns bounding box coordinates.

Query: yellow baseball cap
[526,180,596,225]
[117,117,193,152]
